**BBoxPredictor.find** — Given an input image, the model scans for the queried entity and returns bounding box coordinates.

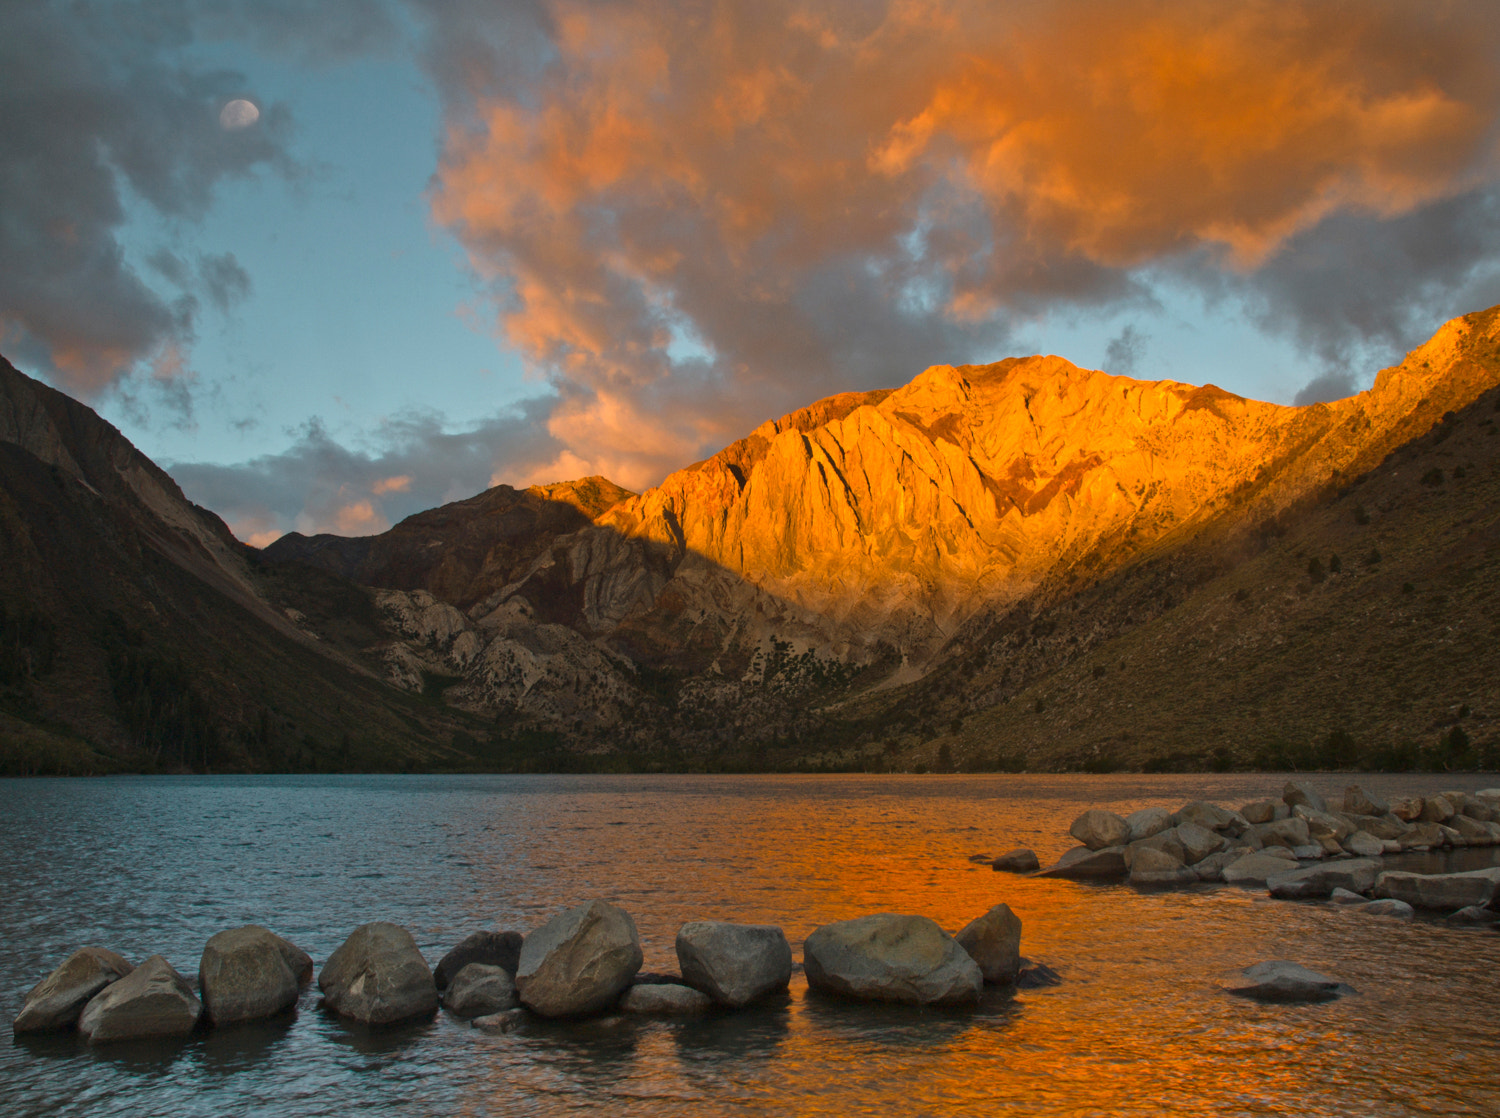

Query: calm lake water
[3,773,1500,1117]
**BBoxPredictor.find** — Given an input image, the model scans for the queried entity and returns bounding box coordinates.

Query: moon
[219,99,260,130]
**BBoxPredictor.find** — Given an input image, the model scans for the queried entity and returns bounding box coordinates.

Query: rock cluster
[1022,784,1500,923]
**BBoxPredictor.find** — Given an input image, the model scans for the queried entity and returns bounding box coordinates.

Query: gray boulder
[78,956,201,1043]
[1223,852,1308,887]
[1266,858,1382,900]
[1364,898,1415,920]
[1329,887,1370,905]
[1175,822,1225,865]
[1462,801,1494,823]
[13,946,132,1033]
[991,848,1040,873]
[1374,867,1500,910]
[1343,786,1390,816]
[803,914,982,1006]
[199,925,312,1026]
[1419,795,1456,824]
[515,900,643,1018]
[1127,828,1187,865]
[1240,800,1277,824]
[1397,823,1448,851]
[1127,846,1195,886]
[1389,796,1425,822]
[319,922,438,1026]
[1283,781,1327,813]
[619,983,712,1015]
[1342,831,1385,858]
[954,904,1023,984]
[444,964,518,1017]
[1192,849,1245,882]
[1448,906,1500,924]
[1248,817,1311,849]
[1035,845,1127,879]
[1450,814,1493,844]
[676,921,792,1007]
[1358,814,1411,840]
[1125,807,1174,842]
[1175,801,1247,835]
[1295,843,1330,860]
[1069,809,1131,850]
[1226,960,1354,1004]
[434,930,523,988]
[1292,804,1353,842]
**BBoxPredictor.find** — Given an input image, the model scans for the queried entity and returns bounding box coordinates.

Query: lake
[3,773,1499,1116]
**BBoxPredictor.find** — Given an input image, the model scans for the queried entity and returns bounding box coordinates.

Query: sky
[5,1,1500,546]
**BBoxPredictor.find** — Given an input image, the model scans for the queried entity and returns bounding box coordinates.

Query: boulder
[1441,791,1470,812]
[13,946,133,1033]
[1329,887,1370,905]
[1226,961,1355,1004]
[991,848,1040,873]
[472,1008,528,1034]
[515,900,643,1018]
[1175,822,1225,864]
[444,964,518,1018]
[803,914,982,1006]
[78,956,201,1043]
[1448,906,1500,924]
[618,983,713,1015]
[1358,814,1411,840]
[1294,845,1328,861]
[1175,801,1247,835]
[953,904,1023,984]
[1127,828,1187,865]
[1450,814,1493,844]
[1315,838,1344,856]
[1342,831,1385,858]
[1474,788,1500,807]
[1266,858,1382,900]
[1374,867,1500,910]
[1438,824,1465,848]
[1240,800,1277,825]
[1068,809,1131,850]
[675,921,792,1007]
[1282,781,1327,813]
[1248,818,1311,849]
[1128,846,1197,887]
[318,922,438,1026]
[1192,849,1245,882]
[1343,786,1390,817]
[1223,852,1309,887]
[199,925,312,1026]
[1364,898,1415,920]
[1389,796,1424,822]
[1397,823,1448,851]
[1035,846,1127,879]
[434,930,523,988]
[1420,795,1457,824]
[1125,807,1174,842]
[1462,801,1494,823]
[1292,804,1353,842]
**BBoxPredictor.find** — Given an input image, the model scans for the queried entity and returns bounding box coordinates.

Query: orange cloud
[372,474,412,495]
[430,0,1500,487]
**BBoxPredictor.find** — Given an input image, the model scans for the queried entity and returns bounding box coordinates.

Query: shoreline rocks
[515,900,643,1018]
[199,925,312,1026]
[803,913,983,1006]
[319,922,438,1026]
[12,946,132,1034]
[676,921,792,1007]
[78,956,202,1043]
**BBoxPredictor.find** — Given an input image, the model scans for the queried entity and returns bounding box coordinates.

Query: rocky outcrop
[434,930,524,989]
[199,926,312,1025]
[675,922,792,1007]
[12,946,132,1033]
[514,900,643,1018]
[443,964,519,1018]
[78,956,202,1043]
[803,914,982,1006]
[318,922,438,1025]
[953,904,1023,984]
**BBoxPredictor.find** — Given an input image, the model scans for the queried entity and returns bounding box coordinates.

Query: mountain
[0,356,500,774]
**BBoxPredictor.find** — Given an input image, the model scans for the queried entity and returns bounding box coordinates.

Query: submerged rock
[676,921,792,1007]
[1227,960,1355,1004]
[991,848,1040,873]
[618,983,712,1015]
[78,956,202,1043]
[13,946,132,1034]
[434,930,523,988]
[803,913,982,1006]
[1035,845,1128,879]
[1363,898,1415,921]
[444,964,518,1018]
[515,900,643,1018]
[472,1008,528,1034]
[199,925,312,1026]
[954,904,1023,984]
[319,922,438,1026]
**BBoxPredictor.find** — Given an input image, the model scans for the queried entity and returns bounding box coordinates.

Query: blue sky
[5,2,1500,545]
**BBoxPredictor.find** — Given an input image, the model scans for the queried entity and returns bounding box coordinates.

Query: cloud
[1293,371,1358,407]
[1104,326,1149,378]
[0,2,297,397]
[166,396,576,543]
[425,0,1500,487]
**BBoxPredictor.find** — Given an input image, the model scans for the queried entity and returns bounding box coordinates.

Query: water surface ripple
[3,773,1499,1116]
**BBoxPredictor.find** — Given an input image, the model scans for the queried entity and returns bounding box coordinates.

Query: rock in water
[618,984,712,1015]
[472,1008,528,1034]
[1283,781,1327,813]
[444,964,519,1018]
[676,921,792,1007]
[1125,808,1174,842]
[13,946,133,1033]
[515,900,643,1018]
[1069,810,1131,850]
[318,922,438,1025]
[78,956,202,1043]
[1222,852,1309,887]
[954,904,1023,984]
[1227,961,1354,1004]
[434,930,524,988]
[1266,859,1382,900]
[803,914,982,1006]
[199,925,312,1026]
[1343,831,1385,858]
[1035,846,1128,879]
[1128,846,1197,887]
[1363,899,1415,920]
[991,848,1041,873]
[1373,867,1500,910]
